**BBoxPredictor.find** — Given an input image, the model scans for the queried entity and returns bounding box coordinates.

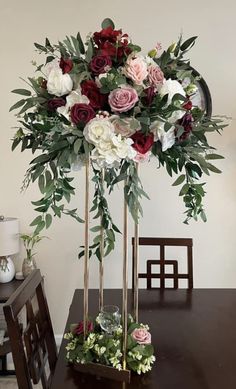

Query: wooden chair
[0,337,12,375]
[132,237,193,289]
[3,270,57,389]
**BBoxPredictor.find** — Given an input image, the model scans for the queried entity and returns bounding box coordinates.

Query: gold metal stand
[122,181,128,370]
[99,169,104,311]
[133,163,139,322]
[83,157,90,338]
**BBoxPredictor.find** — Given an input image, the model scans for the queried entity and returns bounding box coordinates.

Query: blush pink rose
[124,56,148,85]
[148,64,164,88]
[134,151,151,163]
[131,328,151,345]
[108,86,139,113]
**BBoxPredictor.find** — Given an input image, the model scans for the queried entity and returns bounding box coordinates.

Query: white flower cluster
[136,355,156,375]
[84,117,137,167]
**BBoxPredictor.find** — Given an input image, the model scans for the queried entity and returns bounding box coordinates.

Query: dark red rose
[59,57,73,74]
[93,26,122,47]
[131,131,154,154]
[176,113,193,141]
[99,41,131,60]
[47,97,66,111]
[81,80,107,109]
[143,87,155,106]
[90,55,112,75]
[183,100,192,110]
[73,320,93,336]
[70,103,95,125]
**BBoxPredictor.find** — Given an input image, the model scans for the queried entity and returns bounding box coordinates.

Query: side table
[0,278,23,375]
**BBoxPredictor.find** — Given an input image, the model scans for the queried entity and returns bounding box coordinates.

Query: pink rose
[148,64,164,88]
[131,328,152,345]
[134,151,151,163]
[124,56,148,85]
[108,86,139,113]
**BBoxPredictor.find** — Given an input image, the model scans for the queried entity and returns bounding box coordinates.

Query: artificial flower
[123,55,148,85]
[111,116,140,137]
[70,103,95,125]
[47,67,73,97]
[90,55,112,75]
[59,57,73,74]
[147,63,164,88]
[81,80,107,109]
[131,327,152,345]
[83,117,115,145]
[108,86,139,113]
[131,131,154,154]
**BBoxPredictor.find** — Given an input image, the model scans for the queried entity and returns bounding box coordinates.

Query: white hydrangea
[47,67,73,97]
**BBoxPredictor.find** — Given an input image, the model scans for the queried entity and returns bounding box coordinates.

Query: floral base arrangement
[65,315,155,376]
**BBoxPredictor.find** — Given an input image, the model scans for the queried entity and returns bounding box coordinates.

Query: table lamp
[0,216,19,283]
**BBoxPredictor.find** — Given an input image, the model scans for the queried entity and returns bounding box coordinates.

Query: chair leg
[0,355,15,376]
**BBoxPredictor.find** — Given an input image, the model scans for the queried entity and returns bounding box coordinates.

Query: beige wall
[0,0,235,334]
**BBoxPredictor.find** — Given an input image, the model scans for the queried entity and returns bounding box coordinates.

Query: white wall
[0,0,235,334]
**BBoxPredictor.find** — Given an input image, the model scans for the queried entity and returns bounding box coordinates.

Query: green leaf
[74,139,82,154]
[180,36,197,51]
[90,226,101,232]
[38,175,45,194]
[11,138,21,151]
[11,89,31,96]
[30,215,43,226]
[172,174,186,186]
[34,220,46,234]
[34,42,47,52]
[101,18,115,29]
[45,213,52,229]
[9,99,26,112]
[206,163,222,174]
[85,39,94,62]
[205,153,224,160]
[179,184,189,196]
[76,32,85,54]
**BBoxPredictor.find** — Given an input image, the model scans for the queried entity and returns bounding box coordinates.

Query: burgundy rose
[81,80,107,109]
[73,320,94,336]
[176,113,193,141]
[99,41,131,60]
[70,103,95,125]
[131,131,154,154]
[59,57,73,74]
[183,100,193,110]
[93,26,122,47]
[90,55,112,75]
[47,97,66,111]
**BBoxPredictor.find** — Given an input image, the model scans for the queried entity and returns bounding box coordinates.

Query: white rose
[83,117,115,146]
[111,134,136,160]
[159,79,186,106]
[150,121,175,151]
[44,58,60,77]
[47,68,73,97]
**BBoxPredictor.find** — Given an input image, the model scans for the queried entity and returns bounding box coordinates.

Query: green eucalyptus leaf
[172,174,186,186]
[101,18,115,29]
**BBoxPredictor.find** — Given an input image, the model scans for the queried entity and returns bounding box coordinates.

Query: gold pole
[122,181,128,370]
[133,163,139,322]
[83,157,90,338]
[99,169,104,311]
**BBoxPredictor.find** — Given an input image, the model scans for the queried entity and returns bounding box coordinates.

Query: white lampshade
[0,217,19,256]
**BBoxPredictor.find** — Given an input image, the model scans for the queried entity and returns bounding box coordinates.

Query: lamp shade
[0,217,19,256]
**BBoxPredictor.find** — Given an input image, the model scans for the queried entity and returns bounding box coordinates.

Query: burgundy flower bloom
[59,57,73,74]
[73,320,94,336]
[183,100,193,110]
[93,26,122,47]
[90,55,112,75]
[47,97,66,111]
[131,131,154,154]
[176,113,193,141]
[81,80,107,109]
[143,87,155,106]
[70,103,95,125]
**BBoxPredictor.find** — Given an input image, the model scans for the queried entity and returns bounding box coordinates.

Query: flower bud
[168,42,177,53]
[185,83,197,95]
[148,49,157,58]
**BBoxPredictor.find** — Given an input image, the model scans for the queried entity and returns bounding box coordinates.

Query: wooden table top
[51,289,236,389]
[0,278,23,303]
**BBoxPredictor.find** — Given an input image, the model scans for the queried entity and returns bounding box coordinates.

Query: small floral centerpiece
[10,18,226,259]
[65,316,155,375]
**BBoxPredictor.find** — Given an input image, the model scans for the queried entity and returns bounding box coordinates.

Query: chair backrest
[132,237,193,289]
[3,269,57,389]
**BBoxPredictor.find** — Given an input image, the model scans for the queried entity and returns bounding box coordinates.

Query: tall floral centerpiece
[10,18,225,380]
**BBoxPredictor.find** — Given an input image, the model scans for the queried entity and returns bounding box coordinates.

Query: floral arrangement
[64,316,155,374]
[10,18,226,258]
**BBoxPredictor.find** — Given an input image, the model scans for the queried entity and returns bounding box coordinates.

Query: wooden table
[51,289,236,389]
